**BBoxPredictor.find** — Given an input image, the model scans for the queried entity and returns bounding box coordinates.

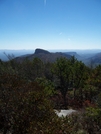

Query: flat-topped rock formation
[35,48,50,54]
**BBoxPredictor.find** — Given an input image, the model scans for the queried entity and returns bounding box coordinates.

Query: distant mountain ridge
[14,48,71,63]
[64,52,81,60]
[1,48,101,67]
[84,52,101,66]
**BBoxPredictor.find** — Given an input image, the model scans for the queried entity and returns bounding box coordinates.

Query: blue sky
[0,0,101,50]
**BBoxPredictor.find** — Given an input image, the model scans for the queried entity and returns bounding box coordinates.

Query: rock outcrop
[35,48,50,54]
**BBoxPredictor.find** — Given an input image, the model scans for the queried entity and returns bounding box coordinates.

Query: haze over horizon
[0,0,101,50]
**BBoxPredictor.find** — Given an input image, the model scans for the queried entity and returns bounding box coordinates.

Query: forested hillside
[0,56,101,134]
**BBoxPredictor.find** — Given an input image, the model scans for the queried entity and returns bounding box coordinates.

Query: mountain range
[0,48,101,67]
[14,48,71,63]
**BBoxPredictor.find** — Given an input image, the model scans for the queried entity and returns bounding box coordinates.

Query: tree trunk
[79,88,83,107]
[63,93,68,109]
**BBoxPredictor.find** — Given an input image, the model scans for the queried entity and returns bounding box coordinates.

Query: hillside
[83,52,101,67]
[64,52,81,60]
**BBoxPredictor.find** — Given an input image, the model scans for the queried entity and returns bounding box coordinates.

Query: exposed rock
[35,48,50,54]
[54,109,77,117]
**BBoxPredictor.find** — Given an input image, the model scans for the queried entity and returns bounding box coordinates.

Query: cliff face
[35,48,50,54]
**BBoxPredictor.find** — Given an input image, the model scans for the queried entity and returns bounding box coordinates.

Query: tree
[52,57,72,109]
[18,57,44,81]
[0,73,55,134]
[44,62,53,81]
[71,58,90,107]
[93,65,101,89]
[32,57,44,78]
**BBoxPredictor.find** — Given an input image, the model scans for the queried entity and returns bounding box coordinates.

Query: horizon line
[0,48,101,51]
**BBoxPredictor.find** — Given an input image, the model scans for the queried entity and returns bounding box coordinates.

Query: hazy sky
[0,0,101,50]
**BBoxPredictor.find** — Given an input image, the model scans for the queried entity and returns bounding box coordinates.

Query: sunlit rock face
[54,109,77,117]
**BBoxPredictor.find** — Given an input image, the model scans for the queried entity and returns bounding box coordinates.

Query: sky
[0,0,101,50]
